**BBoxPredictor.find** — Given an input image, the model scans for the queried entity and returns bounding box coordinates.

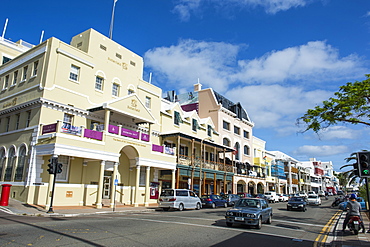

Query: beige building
[0,29,181,208]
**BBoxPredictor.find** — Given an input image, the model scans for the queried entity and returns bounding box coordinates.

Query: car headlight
[298,204,303,207]
[226,211,233,216]
[246,214,256,218]
[287,204,291,206]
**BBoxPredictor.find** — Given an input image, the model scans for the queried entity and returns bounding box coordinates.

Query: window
[26,111,31,127]
[6,117,10,132]
[130,61,136,66]
[139,166,146,186]
[244,145,250,155]
[244,130,249,139]
[174,111,181,125]
[223,138,230,147]
[100,44,107,51]
[145,96,151,108]
[192,119,198,132]
[12,71,18,85]
[63,113,73,125]
[223,121,230,130]
[22,66,28,81]
[33,61,38,76]
[69,65,79,81]
[0,149,5,180]
[95,76,103,90]
[207,125,212,137]
[180,146,189,156]
[128,89,134,95]
[2,56,11,64]
[234,126,240,135]
[234,143,240,160]
[116,53,122,59]
[14,146,27,181]
[15,114,20,130]
[4,75,9,89]
[56,156,70,181]
[112,83,119,96]
[4,147,15,181]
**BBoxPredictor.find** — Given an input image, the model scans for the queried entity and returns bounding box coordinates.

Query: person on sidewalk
[342,193,365,233]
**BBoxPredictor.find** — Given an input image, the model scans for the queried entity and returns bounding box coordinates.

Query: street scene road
[0,199,338,247]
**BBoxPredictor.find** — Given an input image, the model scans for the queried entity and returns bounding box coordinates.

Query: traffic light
[357,151,370,177]
[47,157,57,174]
[56,162,63,174]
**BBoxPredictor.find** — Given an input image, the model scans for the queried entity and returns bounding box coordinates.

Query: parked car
[277,194,289,202]
[225,198,272,229]
[237,192,253,198]
[264,192,279,203]
[297,192,308,199]
[338,197,366,211]
[318,190,325,197]
[307,191,316,196]
[201,195,228,208]
[287,196,307,211]
[307,194,321,206]
[158,189,202,211]
[255,194,269,202]
[222,194,240,206]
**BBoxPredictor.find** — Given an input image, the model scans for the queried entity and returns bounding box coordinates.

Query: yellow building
[0,29,181,208]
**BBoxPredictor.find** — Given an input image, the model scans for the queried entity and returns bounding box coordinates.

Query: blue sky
[2,0,370,171]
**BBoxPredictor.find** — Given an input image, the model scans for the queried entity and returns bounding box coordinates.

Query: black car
[287,196,307,211]
[255,193,268,202]
[222,194,240,206]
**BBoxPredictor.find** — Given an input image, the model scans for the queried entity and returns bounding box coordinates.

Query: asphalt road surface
[0,197,338,247]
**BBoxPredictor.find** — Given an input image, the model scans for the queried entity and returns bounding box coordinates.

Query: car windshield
[308,195,317,198]
[235,199,261,208]
[289,197,303,202]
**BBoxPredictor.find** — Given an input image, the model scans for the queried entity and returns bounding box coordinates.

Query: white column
[171,169,176,189]
[144,166,150,207]
[288,162,292,194]
[134,165,140,207]
[96,160,105,209]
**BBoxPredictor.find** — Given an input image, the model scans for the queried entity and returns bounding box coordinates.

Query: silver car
[158,189,202,211]
[225,198,272,229]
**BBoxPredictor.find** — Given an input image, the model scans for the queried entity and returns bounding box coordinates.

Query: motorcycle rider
[342,193,365,233]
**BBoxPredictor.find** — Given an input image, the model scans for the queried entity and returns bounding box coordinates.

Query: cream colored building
[0,29,180,208]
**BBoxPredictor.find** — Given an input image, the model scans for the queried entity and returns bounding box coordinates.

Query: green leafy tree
[340,152,361,186]
[334,171,349,191]
[298,74,370,133]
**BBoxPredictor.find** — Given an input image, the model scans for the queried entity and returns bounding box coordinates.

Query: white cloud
[314,126,362,140]
[225,84,332,129]
[145,39,365,93]
[293,145,349,157]
[172,0,311,20]
[144,39,241,92]
[232,41,364,84]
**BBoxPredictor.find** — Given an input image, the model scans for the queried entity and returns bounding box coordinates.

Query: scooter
[331,197,342,207]
[348,215,362,235]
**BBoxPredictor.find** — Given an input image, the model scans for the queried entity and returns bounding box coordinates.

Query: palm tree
[340,152,362,185]
[334,171,349,191]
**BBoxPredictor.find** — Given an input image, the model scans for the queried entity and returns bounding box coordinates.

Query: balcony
[178,155,233,172]
[284,166,299,174]
[287,178,299,185]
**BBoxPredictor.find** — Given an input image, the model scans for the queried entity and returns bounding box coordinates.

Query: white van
[158,189,202,211]
[264,192,279,203]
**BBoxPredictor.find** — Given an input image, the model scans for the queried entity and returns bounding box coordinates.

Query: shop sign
[42,123,57,134]
[121,127,139,139]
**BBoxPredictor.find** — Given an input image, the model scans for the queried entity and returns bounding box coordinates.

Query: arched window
[0,148,5,181]
[223,138,230,147]
[14,146,27,181]
[244,145,250,155]
[4,147,15,181]
[234,142,240,160]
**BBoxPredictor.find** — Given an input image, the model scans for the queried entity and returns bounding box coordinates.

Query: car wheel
[287,208,290,211]
[226,222,233,227]
[163,208,170,211]
[266,214,272,224]
[256,216,262,229]
[211,203,216,209]
[178,203,184,211]
[224,203,228,208]
[196,203,201,210]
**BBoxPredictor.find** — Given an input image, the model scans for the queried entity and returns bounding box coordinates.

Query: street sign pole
[113,176,118,212]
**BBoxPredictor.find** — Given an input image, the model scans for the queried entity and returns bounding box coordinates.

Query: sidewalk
[1,199,370,246]
[329,210,370,246]
[0,198,158,217]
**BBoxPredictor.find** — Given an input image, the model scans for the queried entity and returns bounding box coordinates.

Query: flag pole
[109,0,118,39]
